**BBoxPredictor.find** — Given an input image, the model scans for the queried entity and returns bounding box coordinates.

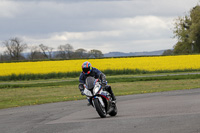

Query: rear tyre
[94,98,106,118]
[109,104,117,116]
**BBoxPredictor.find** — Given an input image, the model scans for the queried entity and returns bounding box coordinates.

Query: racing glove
[78,83,85,95]
[81,91,85,96]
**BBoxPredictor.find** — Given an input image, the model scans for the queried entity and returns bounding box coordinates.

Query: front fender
[93,96,105,108]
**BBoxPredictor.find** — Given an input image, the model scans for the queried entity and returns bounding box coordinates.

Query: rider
[78,61,116,103]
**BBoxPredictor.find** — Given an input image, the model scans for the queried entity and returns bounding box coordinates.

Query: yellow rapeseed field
[0,55,200,76]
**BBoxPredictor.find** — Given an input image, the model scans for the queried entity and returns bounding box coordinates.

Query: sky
[0,0,199,53]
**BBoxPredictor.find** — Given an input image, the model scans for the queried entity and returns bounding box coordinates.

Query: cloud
[0,1,21,18]
[0,0,199,53]
[0,0,197,35]
[21,15,174,53]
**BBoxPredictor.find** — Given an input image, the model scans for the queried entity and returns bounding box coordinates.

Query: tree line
[163,4,200,55]
[0,37,103,61]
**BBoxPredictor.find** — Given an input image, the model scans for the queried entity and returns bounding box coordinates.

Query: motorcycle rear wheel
[94,99,106,118]
[109,104,117,116]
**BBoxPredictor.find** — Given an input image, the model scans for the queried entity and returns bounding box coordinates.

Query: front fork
[90,96,105,108]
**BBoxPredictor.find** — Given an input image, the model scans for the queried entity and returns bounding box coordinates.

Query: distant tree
[173,4,200,54]
[39,44,48,58]
[39,44,54,59]
[0,53,10,61]
[2,37,27,60]
[162,49,174,56]
[28,46,44,60]
[74,48,87,58]
[57,44,74,59]
[88,49,103,58]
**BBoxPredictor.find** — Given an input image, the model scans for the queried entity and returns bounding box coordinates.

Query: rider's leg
[104,85,116,101]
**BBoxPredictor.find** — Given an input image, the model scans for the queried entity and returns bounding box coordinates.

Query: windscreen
[85,76,95,90]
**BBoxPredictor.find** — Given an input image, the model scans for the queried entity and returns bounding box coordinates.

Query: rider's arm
[93,67,107,85]
[99,73,107,85]
[79,73,85,84]
[79,83,84,92]
[92,67,102,79]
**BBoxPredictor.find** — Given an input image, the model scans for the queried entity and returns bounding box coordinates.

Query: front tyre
[94,98,106,118]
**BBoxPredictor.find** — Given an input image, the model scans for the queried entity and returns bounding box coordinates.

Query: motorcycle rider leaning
[78,61,116,103]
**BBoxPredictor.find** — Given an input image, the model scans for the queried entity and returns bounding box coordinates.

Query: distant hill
[23,50,166,59]
[104,50,165,57]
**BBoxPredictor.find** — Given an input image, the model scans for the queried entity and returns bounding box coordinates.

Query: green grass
[0,73,200,89]
[0,72,200,109]
[112,79,200,96]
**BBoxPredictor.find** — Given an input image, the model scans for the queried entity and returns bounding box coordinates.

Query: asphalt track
[1,88,200,133]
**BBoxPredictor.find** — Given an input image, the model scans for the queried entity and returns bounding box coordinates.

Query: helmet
[82,61,92,75]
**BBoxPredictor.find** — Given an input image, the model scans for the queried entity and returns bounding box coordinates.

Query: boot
[87,103,91,106]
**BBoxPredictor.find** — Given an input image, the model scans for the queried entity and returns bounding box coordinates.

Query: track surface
[1,89,200,133]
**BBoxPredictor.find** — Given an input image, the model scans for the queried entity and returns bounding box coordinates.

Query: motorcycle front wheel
[94,98,106,118]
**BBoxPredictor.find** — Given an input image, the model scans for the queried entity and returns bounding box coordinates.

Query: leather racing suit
[78,67,116,101]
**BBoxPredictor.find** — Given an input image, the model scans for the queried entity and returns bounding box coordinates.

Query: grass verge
[0,78,200,109]
[1,73,200,89]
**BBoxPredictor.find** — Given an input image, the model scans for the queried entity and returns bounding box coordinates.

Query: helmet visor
[83,67,90,73]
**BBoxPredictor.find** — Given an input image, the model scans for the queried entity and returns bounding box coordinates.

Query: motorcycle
[83,76,117,118]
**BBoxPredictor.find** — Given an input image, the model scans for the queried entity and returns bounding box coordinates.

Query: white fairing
[84,88,93,97]
[93,82,101,95]
[84,81,105,108]
[93,82,105,107]
[96,96,105,107]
